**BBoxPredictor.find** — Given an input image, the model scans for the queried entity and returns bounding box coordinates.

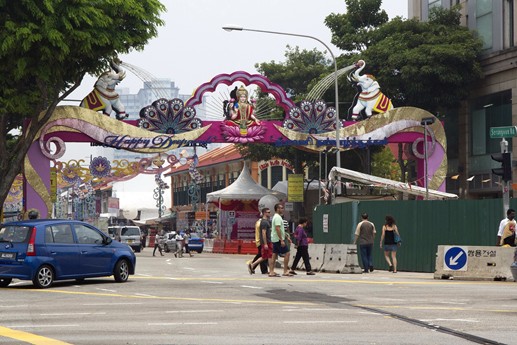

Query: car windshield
[0,226,31,243]
[121,227,140,236]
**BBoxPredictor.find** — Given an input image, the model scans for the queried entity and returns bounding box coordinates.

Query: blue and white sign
[444,246,468,271]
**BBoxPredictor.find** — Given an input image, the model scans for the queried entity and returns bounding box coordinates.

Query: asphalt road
[0,249,515,345]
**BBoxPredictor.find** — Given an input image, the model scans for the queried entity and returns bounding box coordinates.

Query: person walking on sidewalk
[270,203,292,277]
[353,213,376,273]
[153,231,165,256]
[248,209,269,274]
[248,208,272,275]
[174,232,184,258]
[184,230,193,257]
[289,217,315,275]
[380,215,401,273]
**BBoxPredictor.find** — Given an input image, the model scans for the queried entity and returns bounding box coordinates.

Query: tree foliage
[0,0,165,211]
[255,46,331,101]
[325,0,389,52]
[331,4,483,114]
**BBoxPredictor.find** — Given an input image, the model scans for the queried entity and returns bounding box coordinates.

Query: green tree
[325,3,482,190]
[332,4,483,114]
[371,146,401,181]
[0,0,165,212]
[325,0,389,53]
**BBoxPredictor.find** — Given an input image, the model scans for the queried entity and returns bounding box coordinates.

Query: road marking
[201,281,223,284]
[420,318,479,323]
[0,325,76,344]
[165,310,223,313]
[148,322,218,326]
[6,325,78,328]
[96,288,117,293]
[40,312,106,316]
[240,285,263,289]
[33,289,315,306]
[82,302,143,306]
[284,320,357,324]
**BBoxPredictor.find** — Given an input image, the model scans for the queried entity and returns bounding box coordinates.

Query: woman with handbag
[380,215,401,273]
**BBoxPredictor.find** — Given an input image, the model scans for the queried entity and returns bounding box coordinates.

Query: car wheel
[164,244,170,253]
[33,265,54,289]
[0,277,12,287]
[197,249,203,254]
[113,259,130,283]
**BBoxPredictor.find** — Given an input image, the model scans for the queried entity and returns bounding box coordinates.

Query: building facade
[409,0,517,198]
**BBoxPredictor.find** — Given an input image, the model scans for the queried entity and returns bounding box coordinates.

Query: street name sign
[490,126,517,139]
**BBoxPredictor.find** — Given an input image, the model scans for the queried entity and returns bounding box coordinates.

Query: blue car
[187,233,204,253]
[0,219,136,288]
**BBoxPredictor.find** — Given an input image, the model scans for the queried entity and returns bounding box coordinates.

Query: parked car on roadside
[0,219,136,288]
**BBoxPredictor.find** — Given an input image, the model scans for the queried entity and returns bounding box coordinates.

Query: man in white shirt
[497,209,516,246]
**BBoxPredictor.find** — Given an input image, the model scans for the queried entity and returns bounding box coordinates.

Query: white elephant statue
[80,58,128,120]
[348,60,393,121]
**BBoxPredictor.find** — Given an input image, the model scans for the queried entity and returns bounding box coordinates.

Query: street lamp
[420,117,435,200]
[222,25,341,169]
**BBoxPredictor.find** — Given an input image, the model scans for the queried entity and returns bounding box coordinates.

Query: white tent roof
[329,167,458,200]
[207,162,286,202]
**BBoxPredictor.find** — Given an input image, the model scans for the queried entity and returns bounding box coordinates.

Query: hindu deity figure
[224,86,260,135]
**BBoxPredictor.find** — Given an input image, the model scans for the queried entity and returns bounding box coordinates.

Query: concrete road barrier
[320,244,348,273]
[434,245,515,281]
[308,244,325,272]
[204,239,214,253]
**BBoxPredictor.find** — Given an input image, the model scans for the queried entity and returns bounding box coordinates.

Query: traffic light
[491,152,512,181]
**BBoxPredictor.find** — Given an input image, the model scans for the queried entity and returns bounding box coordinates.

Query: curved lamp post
[222,25,341,169]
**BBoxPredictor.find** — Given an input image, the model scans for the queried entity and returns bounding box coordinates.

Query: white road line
[148,322,218,326]
[82,302,143,306]
[420,318,479,323]
[9,324,79,328]
[165,310,223,314]
[96,288,117,293]
[284,320,357,324]
[40,312,106,316]
[134,293,155,297]
[436,301,467,305]
[201,281,223,284]
[240,285,263,289]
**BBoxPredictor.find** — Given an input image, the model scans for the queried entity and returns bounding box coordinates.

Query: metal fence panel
[312,199,515,273]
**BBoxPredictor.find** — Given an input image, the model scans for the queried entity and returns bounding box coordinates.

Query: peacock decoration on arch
[138,98,202,134]
[283,100,337,134]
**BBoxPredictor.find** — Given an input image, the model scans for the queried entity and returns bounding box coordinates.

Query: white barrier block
[308,244,326,272]
[343,245,362,274]
[434,245,514,281]
[320,244,348,273]
[204,239,214,253]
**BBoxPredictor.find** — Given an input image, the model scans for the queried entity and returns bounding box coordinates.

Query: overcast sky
[62,0,408,217]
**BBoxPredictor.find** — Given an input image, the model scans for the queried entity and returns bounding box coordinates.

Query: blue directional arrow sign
[444,246,467,271]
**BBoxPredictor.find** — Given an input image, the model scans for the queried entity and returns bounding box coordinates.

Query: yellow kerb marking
[0,326,73,345]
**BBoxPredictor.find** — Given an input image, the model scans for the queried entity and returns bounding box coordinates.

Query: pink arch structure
[23,72,448,217]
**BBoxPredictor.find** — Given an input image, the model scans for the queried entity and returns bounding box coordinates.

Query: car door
[73,224,112,276]
[44,224,81,278]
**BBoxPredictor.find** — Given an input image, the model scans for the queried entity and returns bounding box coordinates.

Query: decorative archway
[23,71,448,217]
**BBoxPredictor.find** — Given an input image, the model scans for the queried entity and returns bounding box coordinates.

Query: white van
[108,226,142,252]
